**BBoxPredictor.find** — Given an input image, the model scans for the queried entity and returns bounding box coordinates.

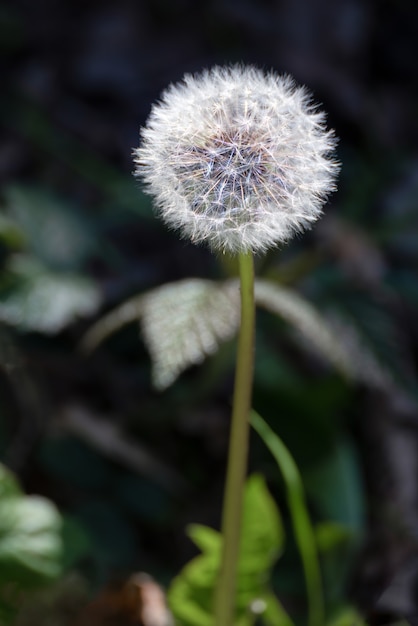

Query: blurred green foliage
[0,463,89,624]
[0,186,101,334]
[0,163,415,624]
[0,80,416,625]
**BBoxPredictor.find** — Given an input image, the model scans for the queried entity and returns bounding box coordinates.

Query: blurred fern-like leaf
[168,474,292,626]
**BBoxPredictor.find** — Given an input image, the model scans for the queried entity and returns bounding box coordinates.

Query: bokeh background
[1,0,418,624]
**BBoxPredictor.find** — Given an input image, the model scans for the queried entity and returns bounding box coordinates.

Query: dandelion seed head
[134,65,339,254]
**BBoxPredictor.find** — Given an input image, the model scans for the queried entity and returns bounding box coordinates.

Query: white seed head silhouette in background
[134,65,339,254]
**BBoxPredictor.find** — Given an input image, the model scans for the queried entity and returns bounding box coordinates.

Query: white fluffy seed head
[134,65,339,254]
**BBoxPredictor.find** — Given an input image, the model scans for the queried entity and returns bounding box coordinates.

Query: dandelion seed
[133,65,339,254]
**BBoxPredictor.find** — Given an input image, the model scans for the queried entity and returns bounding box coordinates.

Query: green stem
[250,411,324,626]
[213,250,255,626]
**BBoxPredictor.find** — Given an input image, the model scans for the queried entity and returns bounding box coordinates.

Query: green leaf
[187,524,222,556]
[82,278,240,389]
[0,495,63,586]
[0,464,68,620]
[238,474,283,577]
[141,279,240,389]
[0,255,101,333]
[178,552,220,595]
[169,566,213,626]
[168,475,287,626]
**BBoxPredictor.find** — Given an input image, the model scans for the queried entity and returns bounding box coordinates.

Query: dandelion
[133,65,339,254]
[133,65,339,626]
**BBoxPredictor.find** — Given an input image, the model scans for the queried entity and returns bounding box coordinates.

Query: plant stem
[213,250,255,626]
[250,410,324,626]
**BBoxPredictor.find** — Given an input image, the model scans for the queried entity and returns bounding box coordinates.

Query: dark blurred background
[1,0,418,624]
